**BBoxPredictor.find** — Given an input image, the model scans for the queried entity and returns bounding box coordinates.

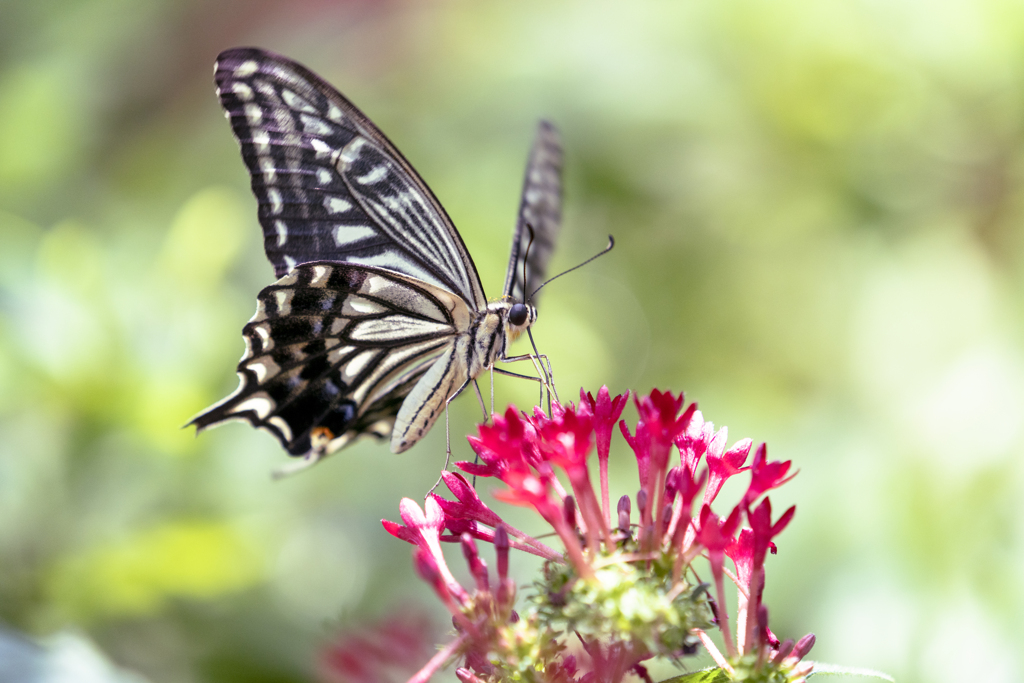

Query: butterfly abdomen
[390,307,511,453]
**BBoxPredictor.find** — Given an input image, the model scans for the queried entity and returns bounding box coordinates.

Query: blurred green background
[1,1,1023,681]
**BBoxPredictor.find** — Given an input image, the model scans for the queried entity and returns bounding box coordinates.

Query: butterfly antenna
[528,235,614,300]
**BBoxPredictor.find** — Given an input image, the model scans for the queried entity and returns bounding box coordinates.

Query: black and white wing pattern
[191,262,469,457]
[192,47,562,463]
[503,121,563,303]
[212,47,486,308]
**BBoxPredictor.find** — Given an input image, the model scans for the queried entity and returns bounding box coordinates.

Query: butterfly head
[503,300,537,343]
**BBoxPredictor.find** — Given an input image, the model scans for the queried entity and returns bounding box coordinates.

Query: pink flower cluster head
[382,387,815,683]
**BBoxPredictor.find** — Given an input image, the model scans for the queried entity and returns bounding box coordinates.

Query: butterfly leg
[525,328,559,404]
[542,354,556,409]
[492,365,545,406]
[498,352,559,408]
[472,378,489,423]
[445,375,475,461]
[427,375,476,497]
[492,365,543,381]
[428,396,458,497]
[469,379,490,479]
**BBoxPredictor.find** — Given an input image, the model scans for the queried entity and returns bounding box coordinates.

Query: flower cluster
[383,388,815,683]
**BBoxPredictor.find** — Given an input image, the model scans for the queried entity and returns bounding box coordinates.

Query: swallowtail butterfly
[190,48,562,465]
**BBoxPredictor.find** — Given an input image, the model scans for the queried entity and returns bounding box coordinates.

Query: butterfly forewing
[214,48,485,308]
[192,262,467,456]
[504,120,563,303]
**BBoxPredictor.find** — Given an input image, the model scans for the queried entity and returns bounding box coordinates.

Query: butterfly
[190,47,563,465]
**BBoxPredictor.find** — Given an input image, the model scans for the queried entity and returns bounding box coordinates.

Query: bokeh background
[1,1,1023,681]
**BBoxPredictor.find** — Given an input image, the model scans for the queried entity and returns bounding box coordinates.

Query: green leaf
[807,662,896,681]
[660,668,731,683]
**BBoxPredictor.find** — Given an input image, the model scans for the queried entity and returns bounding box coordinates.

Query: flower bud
[494,525,510,582]
[772,639,795,663]
[564,495,577,528]
[461,532,489,592]
[637,489,648,521]
[661,503,673,535]
[791,633,816,660]
[758,604,769,634]
[665,466,681,501]
[617,494,631,531]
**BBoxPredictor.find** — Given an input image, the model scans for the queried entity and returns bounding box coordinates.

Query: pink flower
[726,497,796,656]
[580,387,629,521]
[536,404,593,475]
[697,505,741,554]
[675,409,712,476]
[490,468,589,574]
[534,405,609,550]
[431,471,504,528]
[461,406,535,479]
[619,419,652,492]
[704,435,753,506]
[748,497,795,570]
[742,443,797,508]
[579,386,629,463]
[634,388,690,449]
[726,528,756,590]
[382,497,468,606]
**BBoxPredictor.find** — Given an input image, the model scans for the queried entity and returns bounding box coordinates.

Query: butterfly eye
[509,302,529,327]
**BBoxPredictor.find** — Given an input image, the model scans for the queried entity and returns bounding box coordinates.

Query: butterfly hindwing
[504,120,563,303]
[214,47,486,308]
[192,262,469,456]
